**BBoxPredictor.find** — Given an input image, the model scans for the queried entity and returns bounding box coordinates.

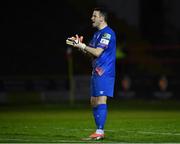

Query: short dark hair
[93,7,108,22]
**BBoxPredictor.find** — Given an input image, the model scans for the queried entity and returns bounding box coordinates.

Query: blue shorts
[90,75,115,97]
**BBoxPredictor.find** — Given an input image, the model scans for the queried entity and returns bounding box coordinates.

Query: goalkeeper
[66,7,116,140]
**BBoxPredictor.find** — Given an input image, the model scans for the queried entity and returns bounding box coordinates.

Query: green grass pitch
[0,100,180,143]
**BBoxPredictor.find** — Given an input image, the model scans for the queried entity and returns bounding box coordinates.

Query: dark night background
[1,1,91,76]
[0,0,180,103]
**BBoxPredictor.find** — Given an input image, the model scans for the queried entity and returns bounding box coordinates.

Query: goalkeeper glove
[66,35,86,50]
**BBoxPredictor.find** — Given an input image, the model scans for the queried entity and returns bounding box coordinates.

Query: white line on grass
[24,126,180,136]
[1,128,180,143]
[0,138,179,144]
[56,128,180,136]
[112,129,180,136]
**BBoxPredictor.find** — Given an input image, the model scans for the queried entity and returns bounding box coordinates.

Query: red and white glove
[66,35,86,50]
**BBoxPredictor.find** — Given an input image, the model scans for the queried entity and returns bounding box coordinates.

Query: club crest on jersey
[102,33,111,40]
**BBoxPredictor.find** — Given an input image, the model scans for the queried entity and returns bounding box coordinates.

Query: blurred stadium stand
[0,65,179,105]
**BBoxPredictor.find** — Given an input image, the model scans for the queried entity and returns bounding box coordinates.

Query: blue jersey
[89,26,116,77]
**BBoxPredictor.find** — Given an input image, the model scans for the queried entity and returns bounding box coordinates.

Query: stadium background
[0,0,180,104]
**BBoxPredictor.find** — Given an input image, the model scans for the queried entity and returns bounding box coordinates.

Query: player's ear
[80,36,84,42]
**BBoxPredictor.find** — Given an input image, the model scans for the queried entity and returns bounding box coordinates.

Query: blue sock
[93,106,99,127]
[93,104,107,130]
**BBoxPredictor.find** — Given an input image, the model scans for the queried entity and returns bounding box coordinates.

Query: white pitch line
[114,129,180,136]
[0,138,179,144]
[66,128,180,136]
[138,131,180,136]
[1,129,180,143]
[25,126,180,136]
[0,137,180,144]
[0,138,84,143]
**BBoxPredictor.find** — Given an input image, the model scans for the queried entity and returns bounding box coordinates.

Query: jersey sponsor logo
[102,33,111,40]
[100,38,109,45]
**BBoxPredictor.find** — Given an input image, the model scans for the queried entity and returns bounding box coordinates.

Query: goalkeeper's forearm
[83,45,103,57]
[79,48,94,58]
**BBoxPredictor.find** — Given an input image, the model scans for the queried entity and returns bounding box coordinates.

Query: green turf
[0,101,180,143]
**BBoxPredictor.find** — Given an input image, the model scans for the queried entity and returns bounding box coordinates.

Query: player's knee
[97,96,107,104]
[90,96,107,107]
